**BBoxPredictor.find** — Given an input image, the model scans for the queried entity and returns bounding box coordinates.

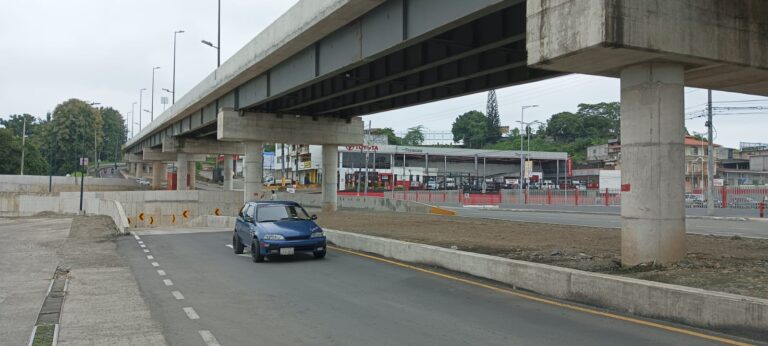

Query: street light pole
[131,102,137,137]
[217,0,221,67]
[151,66,160,121]
[172,30,184,104]
[519,105,538,194]
[139,88,146,131]
[20,116,26,175]
[706,89,715,215]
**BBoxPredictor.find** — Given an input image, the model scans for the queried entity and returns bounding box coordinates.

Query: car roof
[248,200,300,206]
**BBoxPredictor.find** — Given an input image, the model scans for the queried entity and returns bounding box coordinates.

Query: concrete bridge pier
[321,145,339,212]
[223,154,234,191]
[243,142,264,202]
[176,155,189,190]
[151,161,165,190]
[620,63,686,265]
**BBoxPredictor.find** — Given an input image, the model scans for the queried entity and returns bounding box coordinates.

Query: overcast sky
[1,1,766,148]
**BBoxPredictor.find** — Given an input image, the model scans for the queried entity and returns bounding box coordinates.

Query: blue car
[232,201,326,262]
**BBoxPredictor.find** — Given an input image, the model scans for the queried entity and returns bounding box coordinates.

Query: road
[453,208,768,239]
[117,228,753,346]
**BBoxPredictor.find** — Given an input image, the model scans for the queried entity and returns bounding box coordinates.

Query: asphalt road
[454,208,768,239]
[117,228,752,346]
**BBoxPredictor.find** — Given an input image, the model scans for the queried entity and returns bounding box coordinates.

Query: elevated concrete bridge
[124,0,768,266]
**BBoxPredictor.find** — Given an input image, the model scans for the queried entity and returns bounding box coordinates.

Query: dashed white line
[171,291,185,300]
[163,279,173,286]
[133,234,140,240]
[147,255,154,260]
[183,307,199,320]
[143,249,150,253]
[157,270,166,276]
[151,262,160,267]
[225,244,233,249]
[198,330,221,346]
[140,244,146,248]
[137,240,144,244]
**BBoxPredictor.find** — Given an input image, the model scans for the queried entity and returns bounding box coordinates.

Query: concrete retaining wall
[0,192,129,234]
[279,192,454,215]
[0,174,138,193]
[325,229,768,339]
[59,191,243,228]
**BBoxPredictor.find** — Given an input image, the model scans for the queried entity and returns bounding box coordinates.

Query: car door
[235,204,251,242]
[245,204,258,242]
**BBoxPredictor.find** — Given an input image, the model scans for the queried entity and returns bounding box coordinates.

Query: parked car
[685,193,705,207]
[425,180,439,190]
[445,178,457,190]
[232,201,326,262]
[729,196,759,209]
[136,178,150,186]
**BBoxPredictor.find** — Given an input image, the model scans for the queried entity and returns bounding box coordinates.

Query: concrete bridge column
[176,156,189,190]
[135,163,143,178]
[188,161,197,190]
[151,162,164,190]
[244,142,264,202]
[620,63,686,266]
[322,145,338,212]
[224,154,234,191]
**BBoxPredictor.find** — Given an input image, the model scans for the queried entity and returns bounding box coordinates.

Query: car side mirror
[310,214,317,220]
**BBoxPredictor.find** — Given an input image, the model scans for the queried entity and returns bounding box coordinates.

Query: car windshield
[256,205,311,222]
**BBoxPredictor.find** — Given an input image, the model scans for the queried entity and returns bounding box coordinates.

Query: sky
[1,1,766,149]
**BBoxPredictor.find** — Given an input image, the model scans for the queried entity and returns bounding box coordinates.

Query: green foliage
[451,110,490,149]
[402,125,425,146]
[485,90,500,144]
[98,107,127,163]
[0,128,48,175]
[372,127,402,145]
[48,99,103,175]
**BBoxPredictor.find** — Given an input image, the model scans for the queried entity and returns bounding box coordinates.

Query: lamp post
[151,66,161,121]
[130,103,136,137]
[172,30,184,104]
[201,40,220,67]
[138,88,146,131]
[519,105,538,193]
[202,0,221,68]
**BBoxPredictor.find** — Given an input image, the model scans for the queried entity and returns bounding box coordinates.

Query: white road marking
[198,330,221,346]
[140,244,146,248]
[133,234,140,240]
[172,291,185,300]
[137,240,144,244]
[225,244,233,249]
[163,279,173,286]
[183,307,199,320]
[143,249,150,253]
[157,270,166,276]
[151,262,160,267]
[147,255,154,260]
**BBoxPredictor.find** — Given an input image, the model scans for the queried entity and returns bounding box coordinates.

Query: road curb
[458,207,764,221]
[325,229,768,340]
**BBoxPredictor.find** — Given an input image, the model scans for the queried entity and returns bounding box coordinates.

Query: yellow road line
[328,245,752,346]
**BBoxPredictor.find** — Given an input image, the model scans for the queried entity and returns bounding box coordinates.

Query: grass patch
[32,324,55,346]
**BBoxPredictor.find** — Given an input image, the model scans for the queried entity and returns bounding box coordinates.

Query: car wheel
[233,232,244,254]
[251,241,265,263]
[313,250,326,259]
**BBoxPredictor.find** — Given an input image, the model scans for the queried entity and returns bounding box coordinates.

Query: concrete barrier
[59,191,243,228]
[324,229,768,339]
[0,174,138,192]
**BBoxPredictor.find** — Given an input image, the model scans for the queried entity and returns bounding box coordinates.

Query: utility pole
[706,89,715,215]
[20,117,27,175]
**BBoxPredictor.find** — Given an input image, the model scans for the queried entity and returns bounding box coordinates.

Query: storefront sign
[346,144,379,152]
[713,178,724,187]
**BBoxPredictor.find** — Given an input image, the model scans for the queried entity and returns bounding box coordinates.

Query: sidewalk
[0,215,166,345]
[469,204,767,221]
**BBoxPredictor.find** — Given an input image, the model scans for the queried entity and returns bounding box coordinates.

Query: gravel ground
[316,211,768,300]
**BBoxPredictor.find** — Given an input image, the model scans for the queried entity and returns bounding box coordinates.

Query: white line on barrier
[198,330,221,346]
[183,307,199,320]
[172,291,184,300]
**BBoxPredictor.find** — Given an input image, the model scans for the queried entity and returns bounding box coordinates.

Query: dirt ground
[316,211,768,300]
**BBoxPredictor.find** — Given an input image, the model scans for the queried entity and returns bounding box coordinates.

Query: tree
[48,99,103,175]
[486,90,500,144]
[545,112,583,142]
[576,102,620,137]
[372,127,401,145]
[402,125,425,146]
[0,128,48,175]
[451,111,490,149]
[98,107,127,163]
